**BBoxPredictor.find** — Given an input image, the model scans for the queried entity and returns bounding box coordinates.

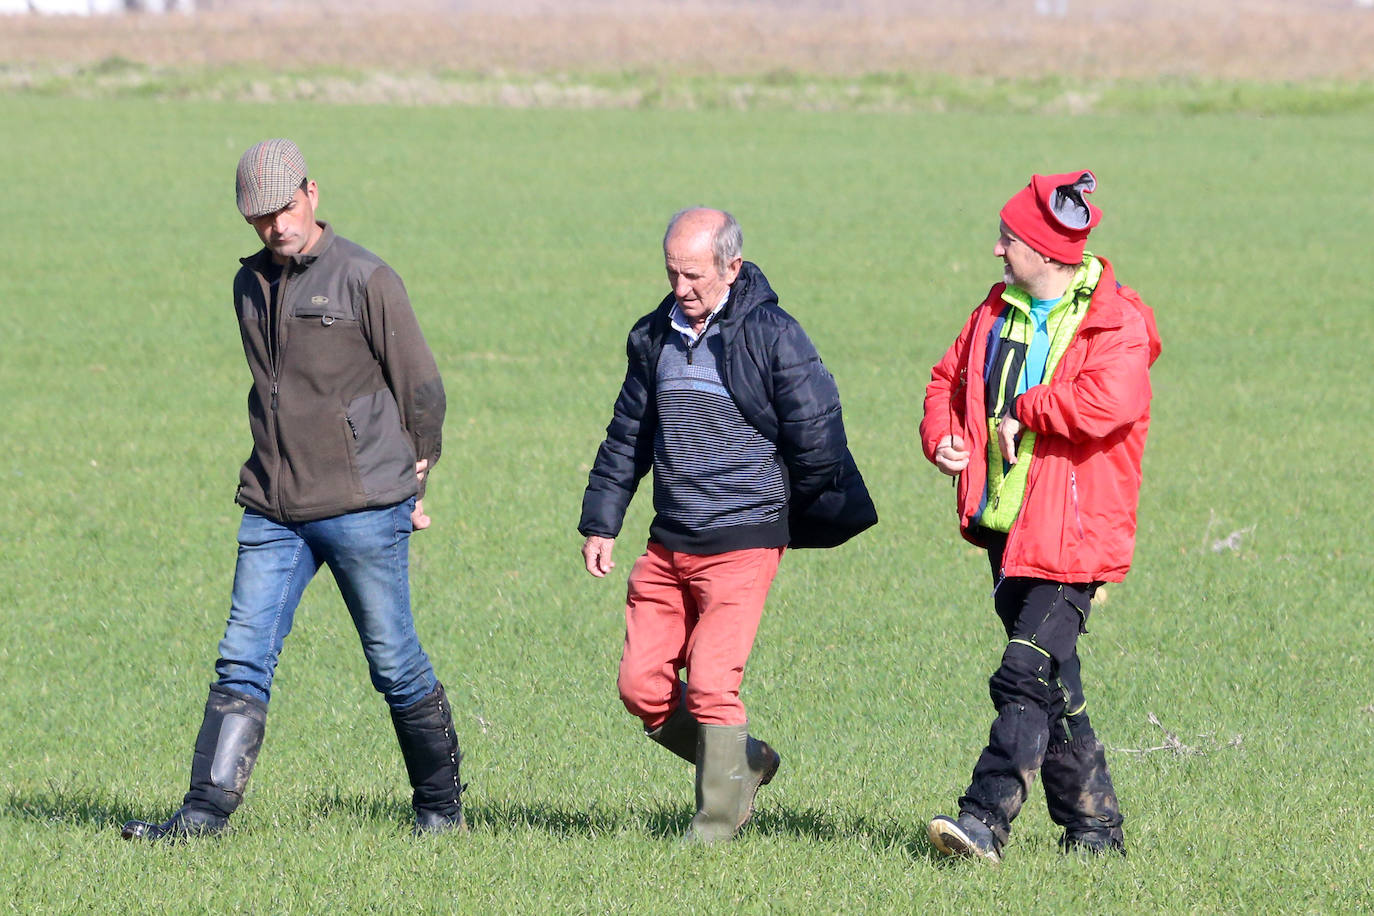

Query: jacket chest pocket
[291,294,355,325]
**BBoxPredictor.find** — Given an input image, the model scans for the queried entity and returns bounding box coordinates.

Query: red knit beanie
[999,170,1102,264]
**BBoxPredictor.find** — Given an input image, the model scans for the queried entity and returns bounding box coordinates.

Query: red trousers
[617,542,784,728]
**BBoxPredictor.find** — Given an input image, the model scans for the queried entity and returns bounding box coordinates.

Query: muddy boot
[684,723,779,844]
[121,685,267,841]
[928,812,1003,863]
[391,682,466,835]
[1042,734,1125,856]
[957,701,1050,850]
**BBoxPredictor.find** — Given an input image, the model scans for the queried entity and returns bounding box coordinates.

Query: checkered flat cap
[236,138,308,218]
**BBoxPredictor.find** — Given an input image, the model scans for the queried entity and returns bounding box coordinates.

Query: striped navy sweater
[649,322,789,553]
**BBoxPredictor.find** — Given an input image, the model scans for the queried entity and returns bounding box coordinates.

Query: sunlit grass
[0,97,1370,913]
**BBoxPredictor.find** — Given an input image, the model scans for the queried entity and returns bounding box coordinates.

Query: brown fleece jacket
[232,222,445,523]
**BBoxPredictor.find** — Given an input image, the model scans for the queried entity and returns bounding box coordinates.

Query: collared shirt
[668,290,730,344]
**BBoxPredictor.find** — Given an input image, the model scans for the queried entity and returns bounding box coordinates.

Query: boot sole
[120,818,227,842]
[734,751,781,832]
[928,818,1001,863]
[759,750,780,787]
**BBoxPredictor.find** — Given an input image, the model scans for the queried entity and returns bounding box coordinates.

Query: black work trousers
[958,531,1098,844]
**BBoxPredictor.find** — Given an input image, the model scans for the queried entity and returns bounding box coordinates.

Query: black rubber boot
[928,812,1003,863]
[121,685,268,841]
[1042,734,1126,856]
[390,682,466,835]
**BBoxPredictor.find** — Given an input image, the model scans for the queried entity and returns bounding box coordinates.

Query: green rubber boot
[684,723,779,844]
[646,696,697,763]
[647,683,781,775]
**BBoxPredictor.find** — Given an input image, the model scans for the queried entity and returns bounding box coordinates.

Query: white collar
[668,290,730,342]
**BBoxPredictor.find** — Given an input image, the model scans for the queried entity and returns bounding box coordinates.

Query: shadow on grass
[472,797,930,854]
[4,788,939,859]
[0,786,415,835]
[2,787,149,830]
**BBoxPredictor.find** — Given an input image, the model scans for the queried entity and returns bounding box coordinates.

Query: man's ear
[723,256,743,285]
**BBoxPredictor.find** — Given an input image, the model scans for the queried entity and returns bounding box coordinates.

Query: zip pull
[1070,470,1085,538]
[270,382,279,411]
[687,333,705,365]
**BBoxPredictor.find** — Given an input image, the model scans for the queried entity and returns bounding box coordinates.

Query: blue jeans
[214,498,437,710]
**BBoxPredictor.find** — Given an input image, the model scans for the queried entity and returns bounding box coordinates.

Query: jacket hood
[721,261,778,321]
[989,256,1160,367]
[1087,256,1162,367]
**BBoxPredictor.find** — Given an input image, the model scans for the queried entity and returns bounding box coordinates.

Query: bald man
[579,208,876,843]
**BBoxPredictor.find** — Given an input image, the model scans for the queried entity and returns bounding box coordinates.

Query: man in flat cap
[579,207,876,843]
[123,139,463,840]
[920,171,1161,862]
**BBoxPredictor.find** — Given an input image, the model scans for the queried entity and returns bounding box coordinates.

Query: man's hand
[996,417,1022,466]
[934,434,970,476]
[582,535,616,578]
[412,459,432,530]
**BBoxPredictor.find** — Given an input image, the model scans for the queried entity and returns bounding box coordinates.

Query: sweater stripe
[651,327,787,547]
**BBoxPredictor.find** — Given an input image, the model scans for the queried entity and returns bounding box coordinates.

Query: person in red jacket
[920,170,1160,863]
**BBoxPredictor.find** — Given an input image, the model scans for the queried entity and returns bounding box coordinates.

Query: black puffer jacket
[579,261,876,549]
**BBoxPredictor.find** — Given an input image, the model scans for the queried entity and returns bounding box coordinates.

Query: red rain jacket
[920,256,1161,583]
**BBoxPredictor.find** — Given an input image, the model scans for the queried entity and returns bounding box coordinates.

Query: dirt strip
[3,1,1374,81]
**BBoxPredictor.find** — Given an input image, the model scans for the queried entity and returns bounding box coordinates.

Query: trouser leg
[123,512,309,841]
[618,543,693,731]
[958,654,1052,846]
[678,548,783,840]
[310,500,458,832]
[960,572,1091,846]
[1042,729,1125,853]
[313,499,436,710]
[678,547,782,726]
[214,510,319,703]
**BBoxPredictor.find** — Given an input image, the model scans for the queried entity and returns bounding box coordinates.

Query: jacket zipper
[950,368,966,490]
[685,332,705,365]
[1070,469,1085,539]
[999,289,1092,562]
[269,262,291,519]
[346,416,359,440]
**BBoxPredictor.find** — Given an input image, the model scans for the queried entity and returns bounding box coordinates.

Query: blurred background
[3,0,1373,83]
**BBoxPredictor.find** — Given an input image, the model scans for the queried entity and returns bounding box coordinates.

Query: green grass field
[1,96,1371,913]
